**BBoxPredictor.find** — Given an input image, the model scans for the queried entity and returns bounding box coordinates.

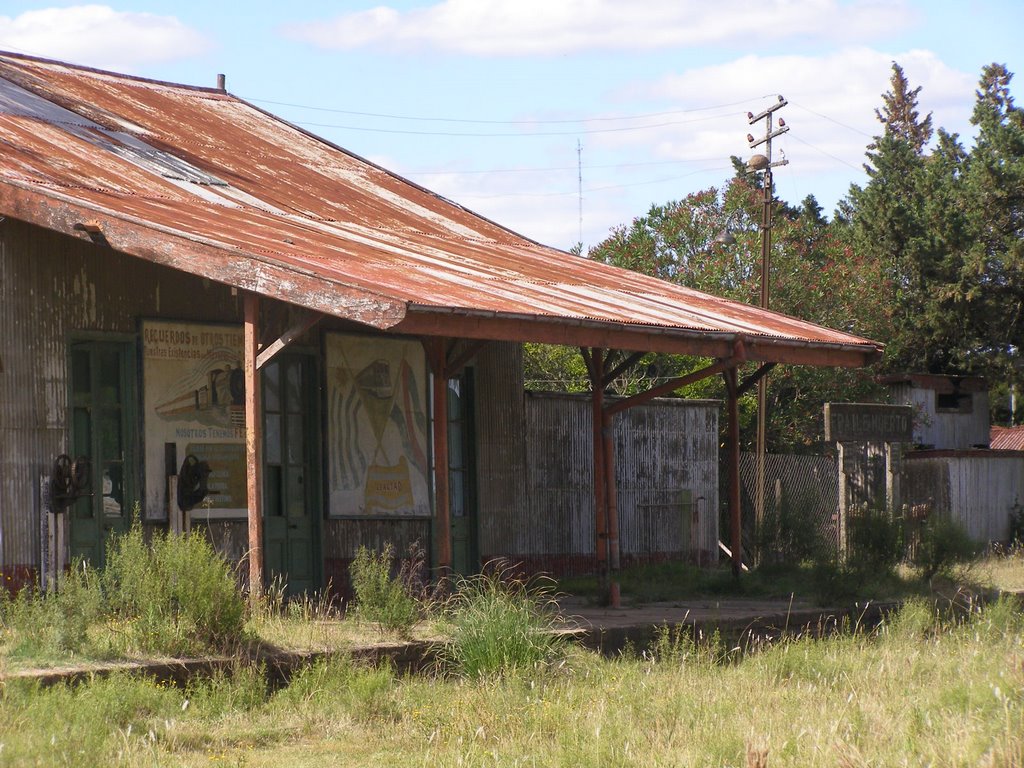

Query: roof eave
[395,304,883,368]
[0,179,408,329]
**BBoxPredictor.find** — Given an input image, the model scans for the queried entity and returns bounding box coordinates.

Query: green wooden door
[68,341,137,567]
[448,370,478,575]
[262,355,319,595]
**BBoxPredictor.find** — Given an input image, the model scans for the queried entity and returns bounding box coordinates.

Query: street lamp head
[714,229,737,246]
[746,154,769,172]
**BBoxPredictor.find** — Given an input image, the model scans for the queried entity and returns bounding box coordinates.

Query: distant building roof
[990,425,1024,451]
[0,51,882,367]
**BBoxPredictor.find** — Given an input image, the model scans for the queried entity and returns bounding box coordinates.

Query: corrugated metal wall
[904,453,1024,542]
[479,388,719,576]
[474,343,529,558]
[890,384,991,450]
[0,219,242,579]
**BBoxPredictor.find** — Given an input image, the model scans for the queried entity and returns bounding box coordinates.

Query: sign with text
[825,403,913,443]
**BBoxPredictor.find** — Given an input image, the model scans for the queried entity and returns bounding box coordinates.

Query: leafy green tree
[579,175,886,451]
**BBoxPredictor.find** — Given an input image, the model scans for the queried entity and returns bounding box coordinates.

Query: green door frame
[67,336,139,567]
[448,368,478,575]
[262,350,323,594]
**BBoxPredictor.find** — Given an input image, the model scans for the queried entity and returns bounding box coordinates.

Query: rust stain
[0,50,883,365]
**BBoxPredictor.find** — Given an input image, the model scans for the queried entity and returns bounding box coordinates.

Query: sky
[1,1,1021,252]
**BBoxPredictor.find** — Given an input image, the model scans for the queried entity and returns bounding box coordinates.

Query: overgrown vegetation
[0,598,1020,767]
[0,522,245,663]
[348,543,423,637]
[438,565,565,678]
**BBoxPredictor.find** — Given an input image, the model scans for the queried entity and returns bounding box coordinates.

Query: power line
[243,95,766,125]
[403,155,731,176]
[788,132,863,172]
[789,101,873,139]
[293,111,742,137]
[455,164,733,200]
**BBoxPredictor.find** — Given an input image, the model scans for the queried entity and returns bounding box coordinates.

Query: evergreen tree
[962,63,1024,383]
[848,61,938,372]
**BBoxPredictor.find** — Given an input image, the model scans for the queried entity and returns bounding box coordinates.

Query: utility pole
[577,139,583,246]
[746,96,789,554]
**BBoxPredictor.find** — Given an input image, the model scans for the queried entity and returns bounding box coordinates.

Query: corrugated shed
[904,452,1024,542]
[0,51,882,367]
[496,392,718,574]
[882,374,991,450]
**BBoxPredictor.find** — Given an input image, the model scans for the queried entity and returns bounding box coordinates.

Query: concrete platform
[1,597,897,688]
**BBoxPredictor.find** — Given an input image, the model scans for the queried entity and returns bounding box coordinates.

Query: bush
[439,565,563,678]
[847,505,904,574]
[349,543,421,637]
[913,516,981,580]
[102,523,246,655]
[756,492,827,566]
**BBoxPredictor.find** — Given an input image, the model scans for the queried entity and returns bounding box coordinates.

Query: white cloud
[0,5,210,72]
[608,48,974,178]
[284,0,915,56]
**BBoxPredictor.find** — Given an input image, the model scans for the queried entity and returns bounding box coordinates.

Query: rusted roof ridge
[0,49,225,95]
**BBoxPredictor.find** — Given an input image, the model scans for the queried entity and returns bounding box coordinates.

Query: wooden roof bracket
[445,339,490,378]
[603,337,747,417]
[737,362,777,397]
[255,309,322,370]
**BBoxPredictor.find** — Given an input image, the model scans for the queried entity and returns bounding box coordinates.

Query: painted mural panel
[142,320,246,519]
[326,333,430,517]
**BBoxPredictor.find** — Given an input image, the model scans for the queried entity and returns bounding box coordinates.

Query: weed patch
[349,543,422,637]
[439,565,564,678]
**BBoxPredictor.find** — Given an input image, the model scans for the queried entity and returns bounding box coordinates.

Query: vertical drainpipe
[428,339,452,577]
[244,293,264,602]
[724,365,743,576]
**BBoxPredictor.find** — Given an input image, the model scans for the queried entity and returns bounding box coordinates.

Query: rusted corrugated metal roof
[0,51,882,366]
[990,426,1024,451]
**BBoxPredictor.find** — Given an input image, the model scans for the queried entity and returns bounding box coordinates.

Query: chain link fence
[733,452,840,563]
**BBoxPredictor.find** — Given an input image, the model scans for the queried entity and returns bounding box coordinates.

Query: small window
[935,392,973,414]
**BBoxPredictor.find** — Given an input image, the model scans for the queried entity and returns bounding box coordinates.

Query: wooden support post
[589,350,608,576]
[427,339,453,576]
[244,293,264,603]
[602,410,620,572]
[724,366,743,577]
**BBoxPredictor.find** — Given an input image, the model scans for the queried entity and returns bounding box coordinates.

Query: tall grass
[0,522,245,663]
[102,523,246,655]
[438,565,565,678]
[0,598,1020,766]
